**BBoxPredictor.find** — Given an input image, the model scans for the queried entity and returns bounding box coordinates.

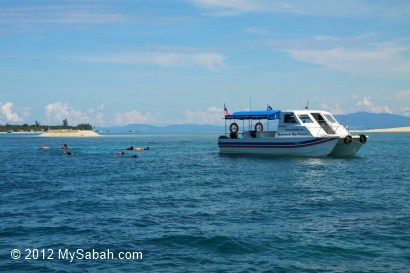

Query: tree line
[0,119,93,132]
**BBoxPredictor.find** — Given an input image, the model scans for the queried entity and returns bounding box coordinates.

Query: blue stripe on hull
[218,137,338,149]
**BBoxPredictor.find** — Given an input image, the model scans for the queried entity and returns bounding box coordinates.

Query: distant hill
[96,123,224,133]
[335,112,410,129]
[95,112,410,133]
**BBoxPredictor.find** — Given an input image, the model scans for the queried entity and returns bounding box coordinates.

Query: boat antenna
[305,100,309,109]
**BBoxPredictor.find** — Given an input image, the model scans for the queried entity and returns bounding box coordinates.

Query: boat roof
[225,110,281,120]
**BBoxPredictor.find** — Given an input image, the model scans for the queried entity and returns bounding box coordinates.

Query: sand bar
[39,130,100,137]
[352,126,410,133]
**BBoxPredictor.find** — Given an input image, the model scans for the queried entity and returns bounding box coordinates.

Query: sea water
[0,133,409,272]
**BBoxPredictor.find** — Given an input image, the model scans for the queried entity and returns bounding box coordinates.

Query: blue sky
[1,0,409,126]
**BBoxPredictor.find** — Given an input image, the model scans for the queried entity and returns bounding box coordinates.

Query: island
[39,129,100,137]
[0,120,99,137]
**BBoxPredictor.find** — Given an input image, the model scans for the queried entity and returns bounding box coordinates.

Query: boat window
[298,114,314,123]
[284,114,298,123]
[311,113,325,121]
[324,114,337,123]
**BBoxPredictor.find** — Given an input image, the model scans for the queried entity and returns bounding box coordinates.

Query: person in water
[64,151,72,155]
[132,154,137,158]
[126,146,133,150]
[61,144,68,149]
[135,147,150,151]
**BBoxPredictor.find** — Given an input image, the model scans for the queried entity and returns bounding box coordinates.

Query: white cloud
[351,95,392,114]
[95,104,106,111]
[0,3,126,35]
[112,107,226,126]
[399,106,410,116]
[319,103,344,115]
[44,102,90,125]
[192,0,316,16]
[112,110,160,126]
[313,35,338,41]
[183,106,224,125]
[0,4,125,25]
[191,0,410,18]
[192,0,269,15]
[286,45,410,75]
[75,52,227,71]
[93,113,106,126]
[258,35,410,76]
[0,102,23,123]
[320,96,399,115]
[394,89,410,100]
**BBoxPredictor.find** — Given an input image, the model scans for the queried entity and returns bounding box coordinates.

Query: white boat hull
[218,136,339,157]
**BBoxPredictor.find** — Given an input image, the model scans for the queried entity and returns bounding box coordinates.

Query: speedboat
[218,108,367,157]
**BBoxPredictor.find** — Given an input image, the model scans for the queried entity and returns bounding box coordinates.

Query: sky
[1,0,410,126]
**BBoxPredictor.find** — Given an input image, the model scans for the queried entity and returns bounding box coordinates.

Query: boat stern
[329,134,367,157]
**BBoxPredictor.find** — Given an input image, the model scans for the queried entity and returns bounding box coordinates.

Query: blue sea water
[0,132,409,272]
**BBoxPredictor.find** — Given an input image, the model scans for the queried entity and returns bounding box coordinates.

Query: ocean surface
[1,132,409,272]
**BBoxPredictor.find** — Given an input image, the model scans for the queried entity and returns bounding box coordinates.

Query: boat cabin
[224,109,348,139]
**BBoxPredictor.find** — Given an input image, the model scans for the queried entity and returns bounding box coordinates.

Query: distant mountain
[96,123,224,133]
[335,111,410,129]
[95,112,410,133]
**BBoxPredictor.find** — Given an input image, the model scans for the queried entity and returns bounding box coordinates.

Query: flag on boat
[224,103,229,115]
[267,104,272,111]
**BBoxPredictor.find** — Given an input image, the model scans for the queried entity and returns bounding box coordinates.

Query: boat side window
[324,114,337,123]
[284,114,298,123]
[298,114,314,123]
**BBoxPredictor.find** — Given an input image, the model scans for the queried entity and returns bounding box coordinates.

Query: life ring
[229,123,239,134]
[255,122,264,132]
[359,134,367,144]
[344,135,353,145]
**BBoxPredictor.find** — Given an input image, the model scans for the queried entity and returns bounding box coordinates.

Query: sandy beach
[39,130,100,137]
[352,126,410,133]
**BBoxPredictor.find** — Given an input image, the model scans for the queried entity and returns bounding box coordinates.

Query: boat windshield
[311,113,336,134]
[298,114,314,123]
